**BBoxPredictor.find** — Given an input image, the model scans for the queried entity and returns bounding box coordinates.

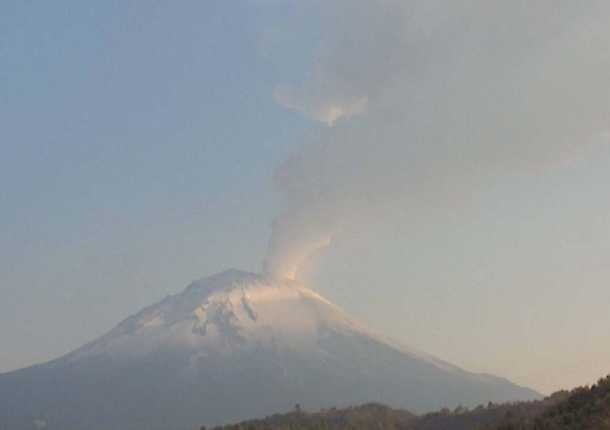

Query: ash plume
[263,0,610,280]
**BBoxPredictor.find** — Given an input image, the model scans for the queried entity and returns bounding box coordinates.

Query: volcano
[0,269,539,429]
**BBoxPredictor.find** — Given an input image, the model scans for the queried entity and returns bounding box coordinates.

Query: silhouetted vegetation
[523,375,610,430]
[211,375,610,430]
[210,403,416,430]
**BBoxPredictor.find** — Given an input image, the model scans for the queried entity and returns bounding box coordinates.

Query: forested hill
[527,375,610,430]
[209,375,610,430]
[209,403,417,430]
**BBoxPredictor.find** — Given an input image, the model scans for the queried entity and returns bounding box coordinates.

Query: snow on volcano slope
[0,269,539,430]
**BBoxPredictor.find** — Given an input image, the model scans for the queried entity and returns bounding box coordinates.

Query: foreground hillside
[211,375,610,430]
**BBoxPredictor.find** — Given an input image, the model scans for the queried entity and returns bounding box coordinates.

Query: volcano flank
[0,270,539,429]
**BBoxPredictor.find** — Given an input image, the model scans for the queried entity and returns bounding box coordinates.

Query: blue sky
[1,0,315,371]
[2,1,610,394]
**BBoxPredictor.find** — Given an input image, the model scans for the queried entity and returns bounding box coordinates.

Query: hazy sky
[2,1,610,394]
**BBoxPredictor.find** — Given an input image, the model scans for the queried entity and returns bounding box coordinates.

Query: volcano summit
[0,270,538,429]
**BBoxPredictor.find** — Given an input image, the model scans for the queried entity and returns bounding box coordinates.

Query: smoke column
[263,0,610,280]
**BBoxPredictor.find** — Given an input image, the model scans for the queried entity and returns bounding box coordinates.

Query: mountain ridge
[0,269,540,430]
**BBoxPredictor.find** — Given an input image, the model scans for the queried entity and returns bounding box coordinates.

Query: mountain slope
[0,269,539,430]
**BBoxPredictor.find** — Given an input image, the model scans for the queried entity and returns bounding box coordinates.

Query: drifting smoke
[263,0,610,280]
[263,218,332,281]
[273,85,368,127]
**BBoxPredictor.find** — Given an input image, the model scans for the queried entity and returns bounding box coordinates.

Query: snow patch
[66,269,439,370]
